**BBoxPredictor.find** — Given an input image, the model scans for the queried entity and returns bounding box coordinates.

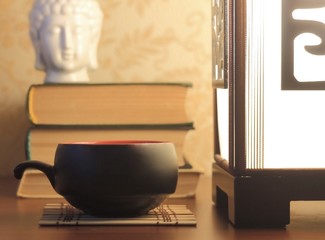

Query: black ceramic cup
[14,140,178,216]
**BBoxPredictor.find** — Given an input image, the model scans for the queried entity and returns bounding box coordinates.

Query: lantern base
[212,163,325,228]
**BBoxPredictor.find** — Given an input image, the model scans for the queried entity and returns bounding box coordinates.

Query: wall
[0,0,213,176]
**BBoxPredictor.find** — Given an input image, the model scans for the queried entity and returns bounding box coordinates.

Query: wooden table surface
[1,175,325,240]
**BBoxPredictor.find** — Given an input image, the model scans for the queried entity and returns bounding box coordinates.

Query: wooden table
[1,175,325,240]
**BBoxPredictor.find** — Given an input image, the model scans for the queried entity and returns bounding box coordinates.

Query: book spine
[26,86,36,124]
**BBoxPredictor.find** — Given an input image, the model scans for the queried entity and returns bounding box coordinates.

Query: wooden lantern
[212,0,325,227]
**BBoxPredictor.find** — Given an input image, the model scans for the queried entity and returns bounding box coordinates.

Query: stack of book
[17,82,203,198]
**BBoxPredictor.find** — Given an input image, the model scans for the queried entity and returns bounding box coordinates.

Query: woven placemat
[39,203,196,226]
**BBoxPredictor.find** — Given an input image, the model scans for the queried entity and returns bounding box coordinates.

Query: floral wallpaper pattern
[0,0,213,176]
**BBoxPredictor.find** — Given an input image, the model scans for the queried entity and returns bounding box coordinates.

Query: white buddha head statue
[29,0,103,83]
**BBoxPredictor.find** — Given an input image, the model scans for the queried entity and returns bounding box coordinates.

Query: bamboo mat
[39,203,197,226]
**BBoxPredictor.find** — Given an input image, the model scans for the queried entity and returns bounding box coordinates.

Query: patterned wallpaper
[0,0,213,176]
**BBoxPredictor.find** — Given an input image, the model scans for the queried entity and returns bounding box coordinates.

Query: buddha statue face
[29,0,103,83]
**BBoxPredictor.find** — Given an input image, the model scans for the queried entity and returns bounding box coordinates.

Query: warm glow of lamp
[213,0,325,169]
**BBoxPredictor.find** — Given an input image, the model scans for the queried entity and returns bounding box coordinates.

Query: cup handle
[14,161,55,188]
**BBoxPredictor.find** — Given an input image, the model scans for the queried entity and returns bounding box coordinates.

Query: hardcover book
[26,124,194,167]
[27,82,192,126]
